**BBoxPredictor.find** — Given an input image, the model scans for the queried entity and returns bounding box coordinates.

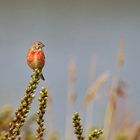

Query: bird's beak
[42,44,45,48]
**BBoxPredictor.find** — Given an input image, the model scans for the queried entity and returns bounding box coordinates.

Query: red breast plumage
[27,41,45,80]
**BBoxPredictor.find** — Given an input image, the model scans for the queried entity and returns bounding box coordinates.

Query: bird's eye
[38,43,40,45]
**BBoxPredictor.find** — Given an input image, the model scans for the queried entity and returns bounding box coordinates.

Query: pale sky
[0,0,140,137]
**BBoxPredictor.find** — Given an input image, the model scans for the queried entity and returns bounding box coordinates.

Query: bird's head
[32,41,45,50]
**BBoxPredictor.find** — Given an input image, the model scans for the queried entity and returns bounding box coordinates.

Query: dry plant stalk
[0,131,8,140]
[129,123,140,140]
[117,35,125,67]
[67,60,77,106]
[103,72,126,139]
[6,69,41,140]
[84,72,109,105]
[103,89,117,140]
[88,129,103,140]
[72,112,84,140]
[84,58,96,134]
[36,87,48,140]
[47,94,54,138]
[65,60,77,140]
[0,105,13,132]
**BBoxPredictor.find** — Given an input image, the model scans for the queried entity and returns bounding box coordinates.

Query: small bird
[27,41,45,80]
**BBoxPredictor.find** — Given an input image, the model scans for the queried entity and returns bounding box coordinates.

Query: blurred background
[0,0,140,138]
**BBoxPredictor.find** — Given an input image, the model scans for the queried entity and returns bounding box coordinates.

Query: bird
[27,41,45,80]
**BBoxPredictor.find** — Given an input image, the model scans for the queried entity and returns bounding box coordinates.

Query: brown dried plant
[84,58,96,134]
[117,35,125,67]
[36,87,48,140]
[84,72,109,105]
[5,69,42,140]
[65,60,77,140]
[72,112,84,140]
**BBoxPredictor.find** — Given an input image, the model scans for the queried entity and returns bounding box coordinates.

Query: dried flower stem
[103,90,117,140]
[65,60,77,140]
[36,87,48,140]
[6,69,42,140]
[88,129,103,140]
[84,72,109,105]
[129,123,140,140]
[117,35,125,67]
[72,112,84,140]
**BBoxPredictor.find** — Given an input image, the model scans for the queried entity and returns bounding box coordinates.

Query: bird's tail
[40,73,45,80]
